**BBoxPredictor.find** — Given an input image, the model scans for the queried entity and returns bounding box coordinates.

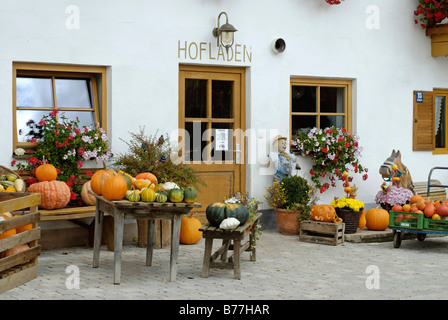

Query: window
[413,89,448,154]
[13,62,107,151]
[290,78,352,138]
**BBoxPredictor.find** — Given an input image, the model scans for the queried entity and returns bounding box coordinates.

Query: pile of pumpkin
[83,169,198,204]
[310,204,391,231]
[390,194,448,220]
[0,212,33,258]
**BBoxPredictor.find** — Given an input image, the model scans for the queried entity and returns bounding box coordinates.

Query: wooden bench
[199,212,262,280]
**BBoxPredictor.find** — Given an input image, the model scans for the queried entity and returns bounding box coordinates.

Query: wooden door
[179,65,246,215]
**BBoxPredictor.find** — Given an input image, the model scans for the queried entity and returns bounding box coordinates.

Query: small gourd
[127,191,141,202]
[14,179,26,192]
[141,188,157,202]
[219,217,240,230]
[156,193,168,203]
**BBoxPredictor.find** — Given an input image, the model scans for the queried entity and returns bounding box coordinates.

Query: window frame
[12,62,107,151]
[289,78,353,141]
[433,89,448,154]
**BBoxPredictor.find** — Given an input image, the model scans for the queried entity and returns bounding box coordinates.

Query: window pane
[435,96,446,148]
[16,77,54,108]
[185,79,207,118]
[292,115,317,136]
[321,87,345,113]
[292,86,317,112]
[320,115,345,128]
[185,121,207,162]
[211,123,234,162]
[55,79,92,108]
[212,80,233,119]
[16,110,49,142]
[61,111,95,129]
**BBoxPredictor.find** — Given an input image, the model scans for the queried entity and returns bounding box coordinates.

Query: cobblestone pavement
[3,230,448,301]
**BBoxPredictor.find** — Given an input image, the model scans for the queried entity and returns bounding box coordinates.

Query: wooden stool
[199,212,262,280]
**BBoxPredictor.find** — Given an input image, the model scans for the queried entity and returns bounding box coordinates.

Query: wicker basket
[0,165,22,180]
[335,208,361,234]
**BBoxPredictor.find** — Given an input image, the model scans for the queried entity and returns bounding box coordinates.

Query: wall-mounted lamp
[212,12,237,54]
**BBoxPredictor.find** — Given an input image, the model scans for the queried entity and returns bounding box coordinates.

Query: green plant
[112,127,205,190]
[265,176,311,209]
[291,126,368,193]
[414,0,448,29]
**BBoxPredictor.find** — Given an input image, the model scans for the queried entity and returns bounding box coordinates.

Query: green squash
[156,192,168,203]
[141,188,156,202]
[183,187,197,203]
[168,188,184,203]
[128,191,141,202]
[205,202,249,227]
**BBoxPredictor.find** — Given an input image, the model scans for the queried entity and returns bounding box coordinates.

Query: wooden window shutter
[413,90,434,151]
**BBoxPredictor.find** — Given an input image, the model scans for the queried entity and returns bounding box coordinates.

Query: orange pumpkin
[12,215,32,233]
[35,163,58,182]
[102,175,128,201]
[410,195,424,204]
[90,170,115,195]
[180,213,202,245]
[0,215,17,240]
[27,180,71,210]
[310,205,336,222]
[358,209,366,229]
[80,181,96,206]
[135,172,158,186]
[424,203,436,218]
[365,208,389,231]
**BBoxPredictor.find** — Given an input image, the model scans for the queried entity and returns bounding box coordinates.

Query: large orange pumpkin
[102,175,128,201]
[135,172,158,186]
[35,163,58,182]
[180,213,202,245]
[81,181,96,206]
[90,169,115,195]
[365,208,389,231]
[310,205,336,222]
[27,180,71,210]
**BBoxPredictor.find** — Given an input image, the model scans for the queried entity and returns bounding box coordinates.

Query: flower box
[426,25,448,57]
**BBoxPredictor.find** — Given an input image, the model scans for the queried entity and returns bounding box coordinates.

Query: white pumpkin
[160,182,179,191]
[219,217,240,230]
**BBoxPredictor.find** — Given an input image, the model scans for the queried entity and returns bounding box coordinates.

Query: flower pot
[276,208,301,235]
[335,208,361,234]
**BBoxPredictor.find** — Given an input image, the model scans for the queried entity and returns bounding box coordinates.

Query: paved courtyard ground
[3,228,448,305]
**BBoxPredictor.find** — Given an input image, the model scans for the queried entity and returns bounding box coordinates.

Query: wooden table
[89,191,201,284]
[199,212,262,280]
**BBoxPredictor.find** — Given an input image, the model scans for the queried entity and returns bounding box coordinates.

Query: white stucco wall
[1,0,448,209]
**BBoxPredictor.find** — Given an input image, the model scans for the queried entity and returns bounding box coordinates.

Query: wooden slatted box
[299,220,344,246]
[0,192,41,294]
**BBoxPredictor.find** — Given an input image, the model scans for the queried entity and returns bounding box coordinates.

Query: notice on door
[215,129,229,151]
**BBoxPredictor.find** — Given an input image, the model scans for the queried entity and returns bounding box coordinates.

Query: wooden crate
[0,192,41,294]
[299,220,344,246]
